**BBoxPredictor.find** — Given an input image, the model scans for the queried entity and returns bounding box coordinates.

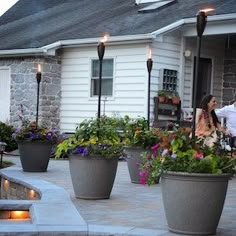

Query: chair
[230,136,236,157]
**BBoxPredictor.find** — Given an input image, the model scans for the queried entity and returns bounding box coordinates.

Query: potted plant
[140,127,236,235]
[12,120,58,172]
[157,90,167,103]
[122,116,160,183]
[171,91,180,105]
[55,116,123,199]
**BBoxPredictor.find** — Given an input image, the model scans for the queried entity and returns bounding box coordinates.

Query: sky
[0,0,18,16]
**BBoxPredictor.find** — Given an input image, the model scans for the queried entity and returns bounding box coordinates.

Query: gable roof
[0,0,235,50]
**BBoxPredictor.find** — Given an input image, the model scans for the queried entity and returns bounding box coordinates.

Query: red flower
[194,151,203,160]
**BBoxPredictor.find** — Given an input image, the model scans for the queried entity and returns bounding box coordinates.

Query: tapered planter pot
[124,146,146,184]
[161,171,231,235]
[69,154,119,199]
[18,141,53,172]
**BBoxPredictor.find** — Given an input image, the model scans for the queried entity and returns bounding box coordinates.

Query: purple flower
[46,132,53,140]
[171,153,177,159]
[30,132,38,140]
[82,147,89,156]
[76,146,85,154]
[161,149,169,157]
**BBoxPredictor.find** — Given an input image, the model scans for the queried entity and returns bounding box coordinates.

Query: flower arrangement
[13,120,58,143]
[55,116,124,159]
[12,104,58,143]
[139,127,236,185]
[122,116,160,148]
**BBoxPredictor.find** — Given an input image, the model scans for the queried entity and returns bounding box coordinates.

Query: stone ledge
[0,167,87,236]
[0,166,171,236]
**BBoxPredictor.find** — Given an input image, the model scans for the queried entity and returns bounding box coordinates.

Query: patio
[1,154,236,236]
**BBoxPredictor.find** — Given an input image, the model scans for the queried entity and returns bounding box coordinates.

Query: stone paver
[3,154,236,235]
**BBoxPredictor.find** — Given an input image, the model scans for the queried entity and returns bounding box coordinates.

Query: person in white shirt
[215,95,236,150]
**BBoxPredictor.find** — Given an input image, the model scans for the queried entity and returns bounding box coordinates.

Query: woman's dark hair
[200,94,220,128]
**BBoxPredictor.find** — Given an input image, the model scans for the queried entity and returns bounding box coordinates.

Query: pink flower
[152,143,160,151]
[140,177,146,185]
[139,170,149,185]
[194,151,204,159]
[151,143,160,156]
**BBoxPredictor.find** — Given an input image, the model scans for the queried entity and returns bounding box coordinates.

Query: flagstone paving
[3,154,236,236]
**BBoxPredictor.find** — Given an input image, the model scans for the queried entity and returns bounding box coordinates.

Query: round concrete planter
[161,171,231,235]
[18,141,53,172]
[124,146,146,184]
[69,154,119,199]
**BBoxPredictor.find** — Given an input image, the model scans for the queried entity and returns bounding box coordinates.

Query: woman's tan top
[195,108,216,137]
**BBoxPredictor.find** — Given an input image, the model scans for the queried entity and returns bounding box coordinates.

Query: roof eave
[0,48,47,58]
[151,13,236,36]
[0,34,154,57]
[42,34,155,51]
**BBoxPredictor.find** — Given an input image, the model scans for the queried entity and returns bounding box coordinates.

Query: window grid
[162,69,177,91]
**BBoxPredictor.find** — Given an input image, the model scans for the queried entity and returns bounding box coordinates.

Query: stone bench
[0,167,87,235]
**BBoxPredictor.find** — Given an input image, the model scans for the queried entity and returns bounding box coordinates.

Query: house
[0,0,235,132]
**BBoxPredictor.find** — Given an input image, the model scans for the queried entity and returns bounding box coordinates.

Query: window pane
[92,59,113,77]
[103,60,113,77]
[91,79,113,96]
[92,61,99,77]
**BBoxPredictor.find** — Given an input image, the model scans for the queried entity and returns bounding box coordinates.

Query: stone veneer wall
[223,35,236,105]
[0,177,40,200]
[0,56,61,128]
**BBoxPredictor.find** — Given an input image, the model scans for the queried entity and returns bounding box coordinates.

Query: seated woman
[195,94,223,147]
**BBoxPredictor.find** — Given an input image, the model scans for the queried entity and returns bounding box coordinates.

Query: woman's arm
[195,108,202,125]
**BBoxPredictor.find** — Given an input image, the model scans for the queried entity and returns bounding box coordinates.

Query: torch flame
[101,34,109,43]
[148,49,152,59]
[199,8,214,14]
[37,64,41,73]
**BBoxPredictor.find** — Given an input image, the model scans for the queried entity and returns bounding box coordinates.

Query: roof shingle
[0,0,235,50]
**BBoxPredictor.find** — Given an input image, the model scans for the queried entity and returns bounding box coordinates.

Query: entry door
[0,68,11,122]
[192,57,212,107]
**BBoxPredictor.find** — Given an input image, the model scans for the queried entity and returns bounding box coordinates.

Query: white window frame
[90,58,114,97]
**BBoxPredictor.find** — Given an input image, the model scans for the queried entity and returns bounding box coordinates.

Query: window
[161,68,177,91]
[91,59,113,97]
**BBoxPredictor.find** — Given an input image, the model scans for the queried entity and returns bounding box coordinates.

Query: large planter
[161,171,231,235]
[18,141,53,172]
[69,154,119,199]
[124,146,146,184]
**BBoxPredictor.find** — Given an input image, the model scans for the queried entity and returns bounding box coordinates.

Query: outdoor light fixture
[4,179,10,190]
[28,189,36,199]
[97,35,108,118]
[0,141,7,168]
[36,64,42,129]
[146,49,153,129]
[191,8,214,139]
[10,210,30,220]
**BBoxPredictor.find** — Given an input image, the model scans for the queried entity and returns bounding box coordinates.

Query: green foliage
[139,128,236,185]
[157,90,179,99]
[0,122,17,152]
[122,116,160,148]
[55,116,124,159]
